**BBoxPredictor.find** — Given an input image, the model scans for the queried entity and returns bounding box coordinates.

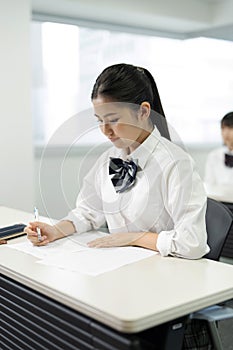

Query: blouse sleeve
[63,158,106,234]
[156,156,210,259]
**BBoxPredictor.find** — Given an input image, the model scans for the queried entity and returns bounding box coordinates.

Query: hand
[0,239,7,245]
[25,221,63,246]
[87,232,147,248]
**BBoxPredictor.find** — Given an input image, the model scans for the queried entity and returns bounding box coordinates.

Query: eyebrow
[94,113,118,118]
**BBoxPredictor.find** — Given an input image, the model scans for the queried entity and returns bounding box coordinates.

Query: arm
[156,157,209,259]
[27,155,107,246]
[60,154,107,234]
[88,231,159,250]
[133,232,159,251]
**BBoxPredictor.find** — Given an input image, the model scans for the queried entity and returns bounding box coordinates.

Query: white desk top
[204,183,233,203]
[1,206,233,333]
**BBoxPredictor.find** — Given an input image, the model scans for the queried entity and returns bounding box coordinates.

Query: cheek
[117,123,140,136]
[223,133,232,142]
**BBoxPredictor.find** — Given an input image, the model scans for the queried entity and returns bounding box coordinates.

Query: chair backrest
[205,198,233,261]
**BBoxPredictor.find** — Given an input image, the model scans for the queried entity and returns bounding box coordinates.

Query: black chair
[190,198,233,350]
[204,198,233,261]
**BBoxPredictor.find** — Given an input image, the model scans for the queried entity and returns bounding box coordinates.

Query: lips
[109,137,120,142]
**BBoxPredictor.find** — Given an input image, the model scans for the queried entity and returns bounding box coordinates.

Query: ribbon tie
[225,153,233,168]
[109,157,138,193]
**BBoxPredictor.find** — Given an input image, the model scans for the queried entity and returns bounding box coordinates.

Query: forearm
[133,232,159,251]
[54,220,76,238]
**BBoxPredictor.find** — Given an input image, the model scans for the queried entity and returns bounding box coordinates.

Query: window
[31,21,233,145]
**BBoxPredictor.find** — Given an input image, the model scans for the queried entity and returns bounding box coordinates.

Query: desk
[1,207,233,350]
[205,184,233,259]
[204,183,233,204]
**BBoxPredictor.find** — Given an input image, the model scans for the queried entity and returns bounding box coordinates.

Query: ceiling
[31,0,233,40]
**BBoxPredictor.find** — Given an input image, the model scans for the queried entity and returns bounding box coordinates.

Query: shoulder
[149,137,199,183]
[155,137,194,166]
[207,147,225,161]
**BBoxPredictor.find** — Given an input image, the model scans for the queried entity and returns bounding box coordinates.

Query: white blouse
[65,128,209,259]
[205,147,233,186]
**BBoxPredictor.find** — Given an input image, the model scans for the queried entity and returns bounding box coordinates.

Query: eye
[109,118,119,124]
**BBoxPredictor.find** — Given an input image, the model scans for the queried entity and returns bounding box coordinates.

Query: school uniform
[65,127,209,259]
[205,146,233,185]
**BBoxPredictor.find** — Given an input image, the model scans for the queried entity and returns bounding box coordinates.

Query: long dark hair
[91,63,171,140]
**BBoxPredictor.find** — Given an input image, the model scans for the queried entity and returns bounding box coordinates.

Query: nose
[101,122,113,136]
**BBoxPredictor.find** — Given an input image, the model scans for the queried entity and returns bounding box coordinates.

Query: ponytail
[142,68,171,141]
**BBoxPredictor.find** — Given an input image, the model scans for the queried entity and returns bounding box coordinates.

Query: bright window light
[31,21,233,145]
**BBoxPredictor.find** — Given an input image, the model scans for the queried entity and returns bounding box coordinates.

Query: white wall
[0,0,34,212]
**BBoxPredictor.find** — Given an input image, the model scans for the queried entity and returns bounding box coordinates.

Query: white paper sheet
[38,247,157,276]
[8,231,108,257]
[8,231,157,275]
[7,233,89,259]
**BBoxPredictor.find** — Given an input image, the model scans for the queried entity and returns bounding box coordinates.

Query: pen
[34,207,42,242]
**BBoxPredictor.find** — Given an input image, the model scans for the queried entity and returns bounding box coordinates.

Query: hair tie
[136,67,144,74]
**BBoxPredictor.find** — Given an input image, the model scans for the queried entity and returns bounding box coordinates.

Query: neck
[129,125,154,153]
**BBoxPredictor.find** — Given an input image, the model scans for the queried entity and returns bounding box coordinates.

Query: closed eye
[96,118,119,124]
[96,119,103,124]
[109,119,119,124]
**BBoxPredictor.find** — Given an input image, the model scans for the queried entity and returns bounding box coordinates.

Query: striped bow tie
[225,153,233,168]
[109,157,138,193]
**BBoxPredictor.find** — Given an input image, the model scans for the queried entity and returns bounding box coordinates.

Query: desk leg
[163,317,188,350]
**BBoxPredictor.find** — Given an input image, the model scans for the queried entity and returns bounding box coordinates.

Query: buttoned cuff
[156,230,174,257]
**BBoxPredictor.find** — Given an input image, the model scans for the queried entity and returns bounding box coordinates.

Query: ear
[139,102,151,121]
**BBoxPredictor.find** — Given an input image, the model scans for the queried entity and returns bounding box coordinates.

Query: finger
[26,231,36,239]
[87,237,110,247]
[25,227,37,235]
[0,239,7,245]
[26,230,39,241]
[29,221,47,230]
[26,224,47,241]
[24,224,39,237]
[32,236,49,246]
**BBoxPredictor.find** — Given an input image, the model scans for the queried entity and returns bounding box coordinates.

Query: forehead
[93,101,121,116]
[93,99,134,118]
[222,126,233,131]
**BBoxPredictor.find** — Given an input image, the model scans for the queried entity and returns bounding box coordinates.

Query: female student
[26,63,209,260]
[205,111,233,185]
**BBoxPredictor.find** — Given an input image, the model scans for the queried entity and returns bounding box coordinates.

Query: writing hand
[25,222,61,246]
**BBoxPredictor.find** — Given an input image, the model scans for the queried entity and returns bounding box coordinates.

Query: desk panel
[1,274,187,350]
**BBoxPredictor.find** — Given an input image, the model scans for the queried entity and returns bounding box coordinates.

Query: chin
[113,140,125,148]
